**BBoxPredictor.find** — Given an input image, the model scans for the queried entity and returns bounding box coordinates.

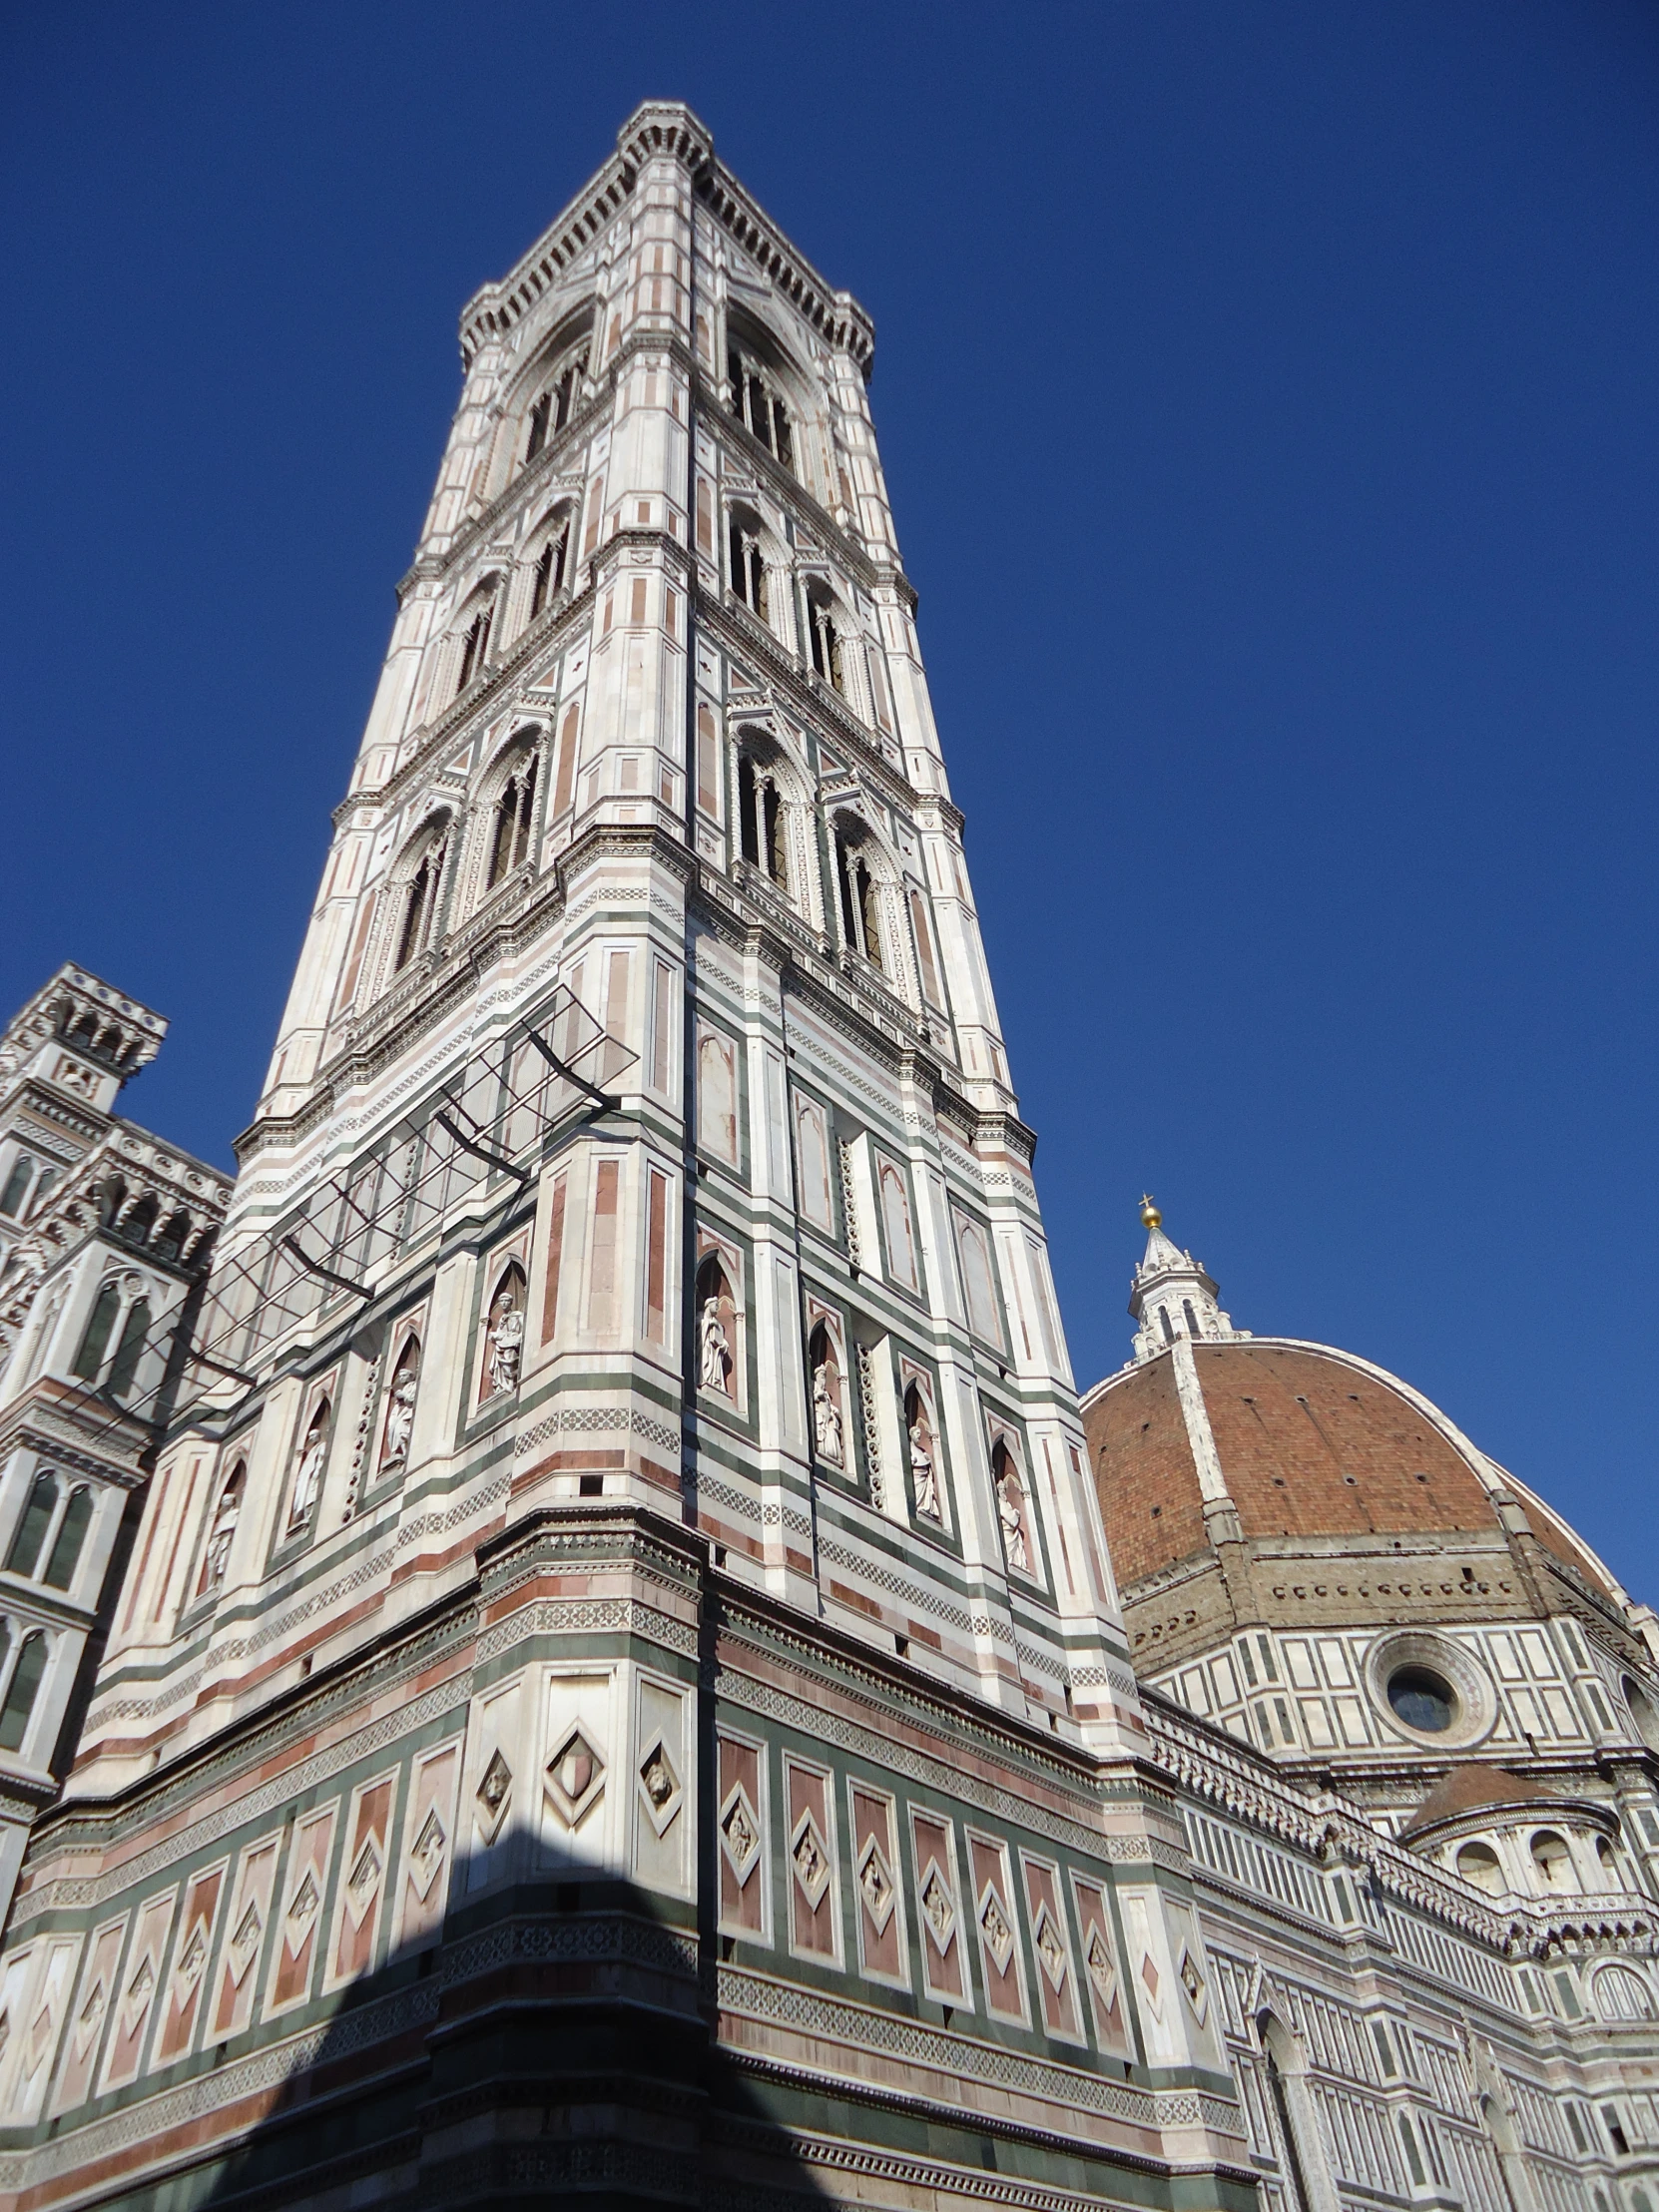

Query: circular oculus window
[1367,1631,1496,1749]
[1387,1664,1456,1734]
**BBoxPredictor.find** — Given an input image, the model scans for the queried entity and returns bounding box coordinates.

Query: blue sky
[4,5,1657,1595]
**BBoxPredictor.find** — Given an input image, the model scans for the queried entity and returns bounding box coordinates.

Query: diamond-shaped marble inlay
[720,1786,761,1884]
[1033,1905,1068,1992]
[919,1862,956,1954]
[475,1748,513,1842]
[24,2001,54,2076]
[857,1838,896,1935]
[1085,1927,1117,2008]
[978,1886,1014,1975]
[72,1979,107,2059]
[1179,1946,1208,2023]
[409,1807,448,1900]
[284,1870,321,1953]
[546,1726,606,1828]
[791,1813,831,1911]
[174,1922,209,1995]
[638,1738,683,1838]
[1139,1951,1162,2010]
[121,1955,155,2035]
[345,1836,384,1927]
[227,1902,263,1986]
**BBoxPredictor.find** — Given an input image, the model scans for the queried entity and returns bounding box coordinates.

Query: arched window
[807,591,844,694]
[25,1167,56,1217]
[1530,1830,1572,1892]
[525,388,552,462]
[0,1158,33,1218]
[0,1631,46,1754]
[834,832,884,971]
[42,1487,92,1591]
[5,1472,59,1578]
[106,1298,151,1400]
[395,834,448,972]
[454,605,493,697]
[727,345,794,471]
[487,755,539,889]
[529,515,570,620]
[728,514,769,622]
[696,1253,738,1401]
[737,754,790,894]
[1455,1841,1504,1896]
[73,1281,122,1382]
[1593,1961,1657,2021]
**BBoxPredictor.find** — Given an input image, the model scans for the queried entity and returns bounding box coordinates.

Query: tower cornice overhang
[456,103,874,379]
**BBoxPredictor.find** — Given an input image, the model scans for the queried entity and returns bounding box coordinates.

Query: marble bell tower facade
[0,107,1245,2212]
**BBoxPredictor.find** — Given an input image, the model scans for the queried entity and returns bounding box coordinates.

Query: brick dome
[1085,1341,1504,1590]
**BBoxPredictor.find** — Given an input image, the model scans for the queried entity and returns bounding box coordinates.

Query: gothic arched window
[834,832,884,972]
[73,1281,122,1382]
[454,605,493,697]
[727,345,794,472]
[0,1157,33,1218]
[729,512,769,622]
[394,831,448,973]
[525,388,552,462]
[0,1630,46,1754]
[487,755,539,889]
[5,1472,58,1578]
[807,590,844,694]
[529,514,571,621]
[737,753,790,895]
[42,1487,92,1591]
[106,1298,150,1400]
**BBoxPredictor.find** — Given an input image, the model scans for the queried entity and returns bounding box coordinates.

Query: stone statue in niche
[699,1297,732,1394]
[288,1412,328,1529]
[812,1360,842,1464]
[908,1402,940,1520]
[203,1479,241,1592]
[997,1469,1029,1572]
[486,1289,524,1397]
[380,1356,418,1468]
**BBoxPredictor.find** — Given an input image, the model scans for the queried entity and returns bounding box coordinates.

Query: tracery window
[5,1472,58,1579]
[455,605,493,697]
[529,516,570,620]
[807,591,844,694]
[523,364,577,466]
[727,345,794,471]
[729,515,769,622]
[72,1281,122,1382]
[0,1629,46,1755]
[394,833,448,972]
[834,832,884,971]
[0,1157,33,1218]
[487,756,539,888]
[737,754,789,894]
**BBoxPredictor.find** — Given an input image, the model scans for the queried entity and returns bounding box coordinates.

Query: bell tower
[0,108,1245,2212]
